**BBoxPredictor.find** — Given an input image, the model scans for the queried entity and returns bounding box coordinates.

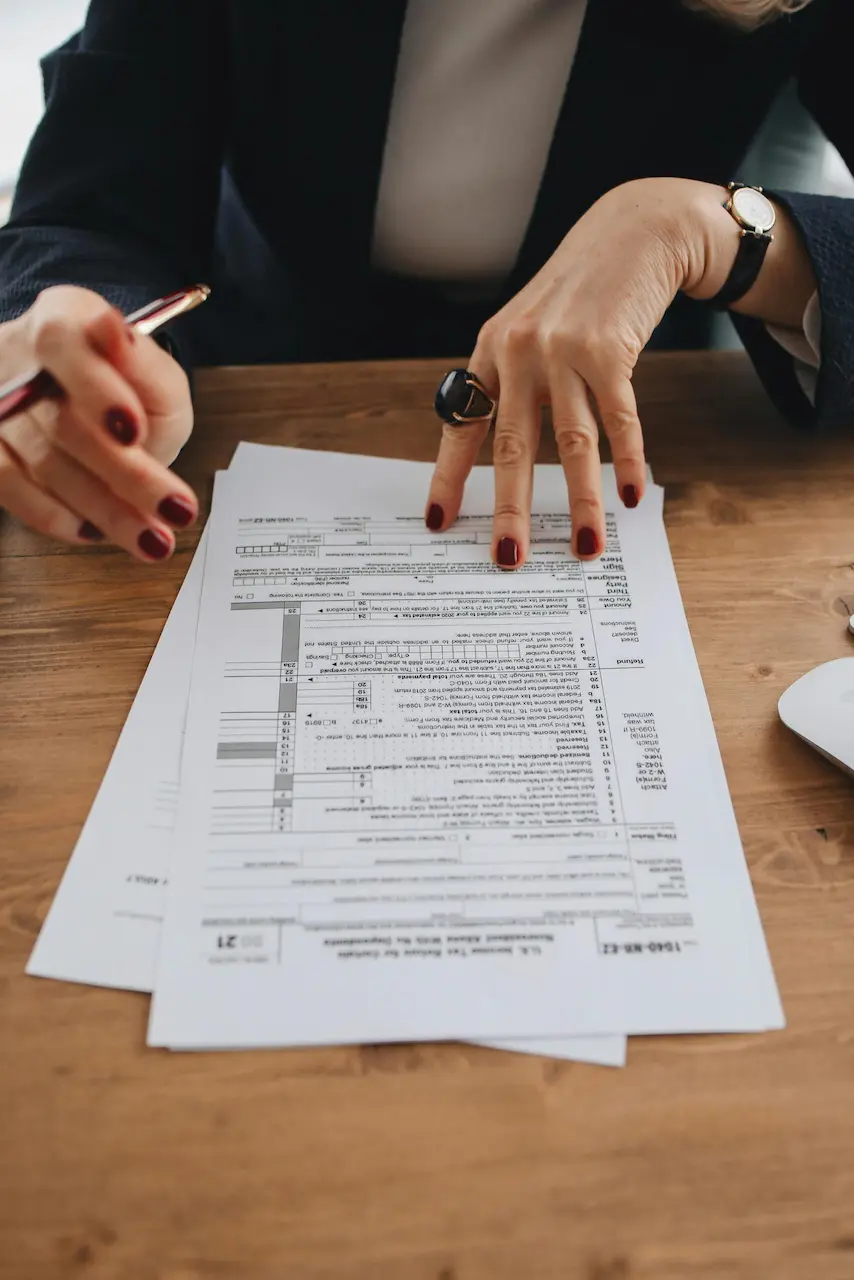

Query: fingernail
[124,324,136,344]
[576,527,599,557]
[496,536,519,569]
[622,484,639,509]
[138,528,172,561]
[105,407,138,445]
[158,494,196,528]
[426,503,444,532]
[78,521,104,541]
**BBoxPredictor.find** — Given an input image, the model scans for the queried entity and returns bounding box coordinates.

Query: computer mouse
[778,657,854,778]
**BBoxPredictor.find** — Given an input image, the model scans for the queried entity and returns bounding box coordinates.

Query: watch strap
[709,228,773,311]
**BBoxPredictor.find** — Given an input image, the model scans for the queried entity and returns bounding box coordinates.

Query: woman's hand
[0,285,196,561]
[425,176,812,567]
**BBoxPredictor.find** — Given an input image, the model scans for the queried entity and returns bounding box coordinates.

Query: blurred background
[0,0,88,224]
[1,0,852,347]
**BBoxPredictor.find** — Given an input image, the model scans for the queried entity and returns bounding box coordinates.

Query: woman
[0,0,848,567]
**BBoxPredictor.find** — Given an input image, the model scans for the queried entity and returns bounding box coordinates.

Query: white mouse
[778,657,854,778]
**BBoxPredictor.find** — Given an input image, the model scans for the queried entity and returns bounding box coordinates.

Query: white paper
[28,444,625,1067]
[26,541,207,992]
[149,457,783,1049]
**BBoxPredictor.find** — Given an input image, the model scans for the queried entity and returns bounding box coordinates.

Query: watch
[708,182,776,310]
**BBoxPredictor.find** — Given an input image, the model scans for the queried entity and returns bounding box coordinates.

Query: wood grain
[2,352,854,1280]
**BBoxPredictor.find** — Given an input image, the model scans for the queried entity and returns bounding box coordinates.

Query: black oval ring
[434,368,496,426]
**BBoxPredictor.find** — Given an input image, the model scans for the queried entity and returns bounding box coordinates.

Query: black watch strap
[709,229,772,311]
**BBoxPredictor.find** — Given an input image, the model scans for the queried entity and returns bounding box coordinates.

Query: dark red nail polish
[79,521,104,541]
[496,536,519,568]
[576,527,598,557]
[138,528,172,560]
[426,503,444,532]
[622,484,639,509]
[158,494,196,528]
[105,407,138,445]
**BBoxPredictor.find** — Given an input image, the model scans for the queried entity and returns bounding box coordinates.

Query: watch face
[731,186,776,234]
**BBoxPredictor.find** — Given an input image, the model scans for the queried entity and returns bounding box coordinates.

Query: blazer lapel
[509,0,813,293]
[281,0,407,275]
[234,0,408,278]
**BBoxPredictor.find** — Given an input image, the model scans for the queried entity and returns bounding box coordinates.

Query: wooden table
[2,353,854,1280]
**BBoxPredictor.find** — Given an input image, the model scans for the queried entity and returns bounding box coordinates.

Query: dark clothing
[1,0,853,426]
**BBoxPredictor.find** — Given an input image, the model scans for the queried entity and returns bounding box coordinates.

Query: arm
[0,0,229,358]
[423,170,843,569]
[681,184,824,425]
[715,0,854,428]
[0,3,227,561]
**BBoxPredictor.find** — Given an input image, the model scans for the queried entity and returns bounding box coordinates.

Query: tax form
[149,456,783,1048]
[28,446,626,1065]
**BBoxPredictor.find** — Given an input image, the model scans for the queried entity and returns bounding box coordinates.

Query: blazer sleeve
[731,0,854,429]
[0,0,228,363]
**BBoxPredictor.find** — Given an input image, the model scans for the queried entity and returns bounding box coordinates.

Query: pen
[0,283,211,426]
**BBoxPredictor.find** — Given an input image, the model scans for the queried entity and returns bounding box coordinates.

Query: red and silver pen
[0,283,211,426]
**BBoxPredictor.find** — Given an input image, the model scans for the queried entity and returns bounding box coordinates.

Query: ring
[434,369,496,426]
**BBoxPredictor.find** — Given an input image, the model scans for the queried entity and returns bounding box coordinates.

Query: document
[148,454,783,1048]
[28,445,626,1066]
[25,540,206,993]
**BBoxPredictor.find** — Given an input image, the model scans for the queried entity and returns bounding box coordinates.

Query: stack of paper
[28,444,784,1066]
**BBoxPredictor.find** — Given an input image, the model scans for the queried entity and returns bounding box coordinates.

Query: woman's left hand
[424,177,749,567]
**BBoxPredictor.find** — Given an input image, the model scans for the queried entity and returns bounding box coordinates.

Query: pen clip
[127,284,211,336]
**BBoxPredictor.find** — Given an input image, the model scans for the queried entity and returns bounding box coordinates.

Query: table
[2,353,854,1280]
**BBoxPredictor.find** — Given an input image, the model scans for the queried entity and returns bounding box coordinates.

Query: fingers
[30,284,194,475]
[36,359,196,522]
[425,333,499,533]
[84,307,194,465]
[588,373,646,510]
[0,423,176,562]
[0,439,101,547]
[426,306,646,571]
[118,331,194,465]
[33,305,149,448]
[8,295,197,535]
[425,419,491,533]
[81,305,140,382]
[4,389,196,537]
[0,286,197,557]
[490,362,539,569]
[25,287,138,401]
[550,366,605,559]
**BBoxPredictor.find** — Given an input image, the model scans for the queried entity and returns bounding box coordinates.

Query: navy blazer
[1,0,852,428]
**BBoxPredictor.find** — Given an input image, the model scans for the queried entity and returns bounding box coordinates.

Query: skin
[0,286,195,561]
[0,180,815,562]
[425,177,817,566]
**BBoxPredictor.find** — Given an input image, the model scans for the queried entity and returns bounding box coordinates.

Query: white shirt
[371,0,819,387]
[372,0,588,283]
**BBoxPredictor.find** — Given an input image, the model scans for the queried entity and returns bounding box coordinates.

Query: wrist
[682,182,816,327]
[680,181,746,302]
[606,177,706,294]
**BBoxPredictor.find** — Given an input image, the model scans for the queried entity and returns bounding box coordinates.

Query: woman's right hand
[0,285,197,561]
